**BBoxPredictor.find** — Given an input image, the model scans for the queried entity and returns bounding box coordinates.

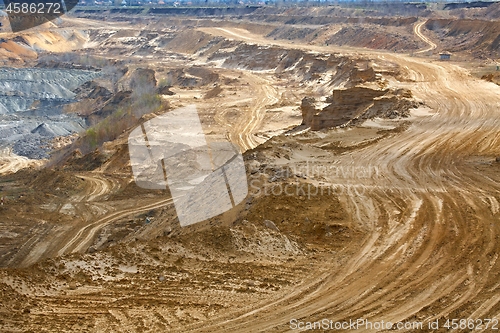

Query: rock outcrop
[301,87,417,130]
[349,66,377,84]
[130,68,157,90]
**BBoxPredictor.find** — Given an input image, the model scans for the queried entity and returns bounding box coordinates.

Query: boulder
[157,85,175,95]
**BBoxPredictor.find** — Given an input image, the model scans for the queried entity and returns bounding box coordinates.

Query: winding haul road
[414,20,437,54]
[3,19,500,332]
[236,72,279,151]
[57,197,174,255]
[181,25,500,332]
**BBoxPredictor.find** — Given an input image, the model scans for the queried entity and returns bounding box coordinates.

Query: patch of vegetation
[77,94,164,154]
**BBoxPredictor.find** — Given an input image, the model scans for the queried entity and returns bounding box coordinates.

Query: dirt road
[235,72,280,151]
[58,197,174,255]
[414,20,437,54]
[10,172,123,267]
[71,174,118,203]
[10,166,175,266]
[178,26,500,332]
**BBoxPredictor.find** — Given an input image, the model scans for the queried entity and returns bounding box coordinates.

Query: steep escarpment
[251,4,429,19]
[206,41,390,86]
[301,86,417,130]
[425,18,500,57]
[0,68,98,113]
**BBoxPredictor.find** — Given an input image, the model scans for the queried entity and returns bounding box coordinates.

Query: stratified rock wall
[301,87,417,130]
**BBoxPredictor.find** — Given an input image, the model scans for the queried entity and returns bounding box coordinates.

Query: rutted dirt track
[414,20,437,54]
[236,72,280,150]
[6,172,124,267]
[70,174,116,203]
[6,169,174,268]
[57,198,174,255]
[2,14,500,332]
[168,28,500,332]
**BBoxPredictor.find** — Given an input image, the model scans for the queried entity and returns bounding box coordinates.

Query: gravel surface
[0,68,98,159]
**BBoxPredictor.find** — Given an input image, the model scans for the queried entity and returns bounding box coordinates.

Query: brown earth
[301,86,417,130]
[1,5,500,333]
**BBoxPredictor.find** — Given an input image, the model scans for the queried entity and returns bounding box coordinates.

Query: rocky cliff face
[301,86,417,130]
[349,66,376,85]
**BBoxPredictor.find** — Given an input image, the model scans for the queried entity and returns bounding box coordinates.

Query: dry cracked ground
[1,3,500,332]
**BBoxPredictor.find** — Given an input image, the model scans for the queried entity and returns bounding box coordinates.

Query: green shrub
[77,94,163,154]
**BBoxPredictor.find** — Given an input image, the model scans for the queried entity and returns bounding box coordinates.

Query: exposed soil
[1,4,500,333]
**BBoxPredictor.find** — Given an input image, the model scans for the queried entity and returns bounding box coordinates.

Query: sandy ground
[2,14,500,333]
[0,148,44,175]
[167,26,500,332]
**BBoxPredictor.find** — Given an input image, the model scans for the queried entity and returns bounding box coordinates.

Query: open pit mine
[1,2,500,332]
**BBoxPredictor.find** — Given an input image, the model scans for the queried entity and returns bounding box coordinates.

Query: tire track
[179,25,500,333]
[414,20,437,54]
[57,198,174,256]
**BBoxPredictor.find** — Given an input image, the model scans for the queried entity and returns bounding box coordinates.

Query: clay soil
[1,5,500,332]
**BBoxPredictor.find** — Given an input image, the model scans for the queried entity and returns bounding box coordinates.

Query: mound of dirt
[0,40,37,61]
[164,30,220,54]
[30,123,57,137]
[325,25,420,51]
[204,85,223,99]
[0,29,89,66]
[162,67,220,87]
